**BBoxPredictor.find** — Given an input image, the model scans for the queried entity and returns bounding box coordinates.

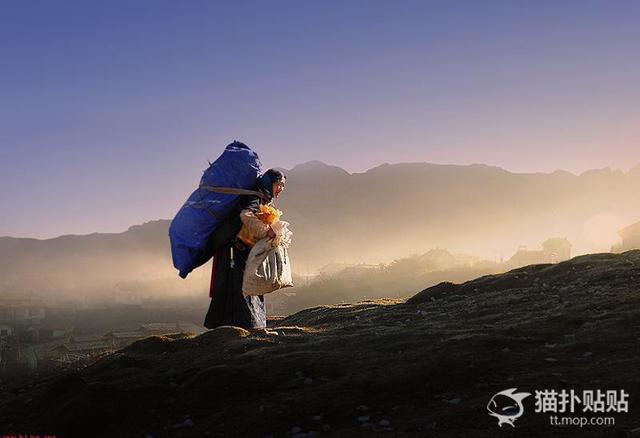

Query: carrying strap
[196,185,268,220]
[199,185,268,200]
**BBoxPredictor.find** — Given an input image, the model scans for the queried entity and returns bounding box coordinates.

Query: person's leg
[245,295,267,329]
[203,246,231,329]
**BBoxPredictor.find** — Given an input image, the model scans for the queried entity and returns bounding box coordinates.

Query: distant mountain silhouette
[2,161,640,298]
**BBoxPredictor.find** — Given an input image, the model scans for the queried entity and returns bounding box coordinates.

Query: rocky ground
[1,250,640,437]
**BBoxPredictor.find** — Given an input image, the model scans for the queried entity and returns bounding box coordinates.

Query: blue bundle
[169,141,262,278]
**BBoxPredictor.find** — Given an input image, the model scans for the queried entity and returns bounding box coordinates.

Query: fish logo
[487,388,531,427]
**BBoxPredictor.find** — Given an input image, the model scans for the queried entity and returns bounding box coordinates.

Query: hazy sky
[2,0,639,238]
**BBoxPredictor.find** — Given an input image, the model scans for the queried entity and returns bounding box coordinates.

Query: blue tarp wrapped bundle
[169,141,262,278]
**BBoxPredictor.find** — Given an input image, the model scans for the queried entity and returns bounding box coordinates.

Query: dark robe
[203,193,267,330]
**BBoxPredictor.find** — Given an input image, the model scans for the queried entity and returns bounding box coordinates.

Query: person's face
[272,178,285,198]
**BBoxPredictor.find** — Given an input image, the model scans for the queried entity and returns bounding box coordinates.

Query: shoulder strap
[199,185,268,200]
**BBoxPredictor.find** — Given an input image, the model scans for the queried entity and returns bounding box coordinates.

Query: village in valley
[0,293,207,375]
[1,220,639,376]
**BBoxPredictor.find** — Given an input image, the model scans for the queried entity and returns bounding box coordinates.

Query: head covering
[257,169,286,199]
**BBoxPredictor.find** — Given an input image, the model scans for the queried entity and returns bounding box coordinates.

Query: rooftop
[103,331,149,339]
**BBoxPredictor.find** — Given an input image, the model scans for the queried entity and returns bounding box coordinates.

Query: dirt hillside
[1,251,640,437]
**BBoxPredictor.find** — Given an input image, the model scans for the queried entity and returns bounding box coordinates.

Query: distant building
[52,339,113,364]
[541,238,572,263]
[0,323,14,338]
[418,248,457,270]
[35,312,74,342]
[452,253,482,268]
[139,322,206,335]
[38,323,72,341]
[507,238,572,268]
[265,292,297,316]
[0,295,46,327]
[508,245,545,267]
[612,221,640,253]
[103,330,149,348]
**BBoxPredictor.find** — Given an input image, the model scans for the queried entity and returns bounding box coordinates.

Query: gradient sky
[2,0,640,238]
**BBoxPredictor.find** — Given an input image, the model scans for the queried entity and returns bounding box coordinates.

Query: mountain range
[2,161,640,298]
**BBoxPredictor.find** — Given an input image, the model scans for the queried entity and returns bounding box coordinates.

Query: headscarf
[257,169,286,200]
